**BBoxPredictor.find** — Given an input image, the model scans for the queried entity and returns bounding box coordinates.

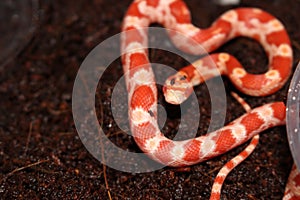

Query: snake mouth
[163,85,193,104]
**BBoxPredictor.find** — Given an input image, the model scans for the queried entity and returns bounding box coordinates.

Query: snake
[120,0,299,199]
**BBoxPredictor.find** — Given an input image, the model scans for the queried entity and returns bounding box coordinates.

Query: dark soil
[1,0,300,199]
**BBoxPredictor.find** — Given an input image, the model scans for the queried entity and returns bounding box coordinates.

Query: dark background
[1,0,300,199]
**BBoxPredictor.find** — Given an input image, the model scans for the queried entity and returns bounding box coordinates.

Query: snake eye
[180,75,187,80]
[170,78,175,85]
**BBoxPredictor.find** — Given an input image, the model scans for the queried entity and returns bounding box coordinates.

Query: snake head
[163,72,193,104]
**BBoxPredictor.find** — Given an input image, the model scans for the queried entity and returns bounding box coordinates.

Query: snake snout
[163,74,193,104]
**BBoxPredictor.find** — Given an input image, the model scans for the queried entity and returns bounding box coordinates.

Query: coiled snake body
[121,0,299,199]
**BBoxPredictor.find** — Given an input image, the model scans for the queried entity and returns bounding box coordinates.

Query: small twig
[96,86,113,200]
[103,164,112,200]
[47,107,69,115]
[292,40,300,51]
[208,166,223,175]
[0,159,49,184]
[24,120,34,156]
[79,73,113,200]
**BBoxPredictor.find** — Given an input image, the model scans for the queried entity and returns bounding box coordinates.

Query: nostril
[148,110,154,117]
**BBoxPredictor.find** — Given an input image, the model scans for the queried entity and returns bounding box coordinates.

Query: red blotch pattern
[183,140,202,163]
[169,1,191,23]
[240,112,265,133]
[214,129,237,154]
[130,85,154,110]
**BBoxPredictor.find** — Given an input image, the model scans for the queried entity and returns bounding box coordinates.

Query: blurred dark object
[0,0,38,67]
